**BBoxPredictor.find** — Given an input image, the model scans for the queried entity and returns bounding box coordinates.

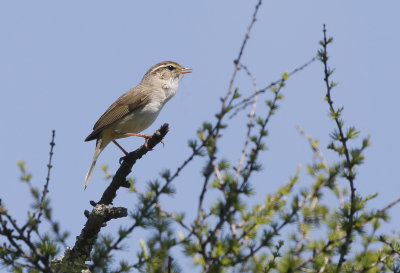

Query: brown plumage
[85,85,152,141]
[84,60,191,188]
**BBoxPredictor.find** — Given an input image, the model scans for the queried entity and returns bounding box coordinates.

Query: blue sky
[1,0,399,270]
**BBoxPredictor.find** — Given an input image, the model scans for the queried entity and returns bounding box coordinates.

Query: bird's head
[142,60,192,86]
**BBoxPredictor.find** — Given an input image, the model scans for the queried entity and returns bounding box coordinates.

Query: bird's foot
[123,132,164,148]
[120,180,130,188]
[144,137,164,149]
[119,156,126,165]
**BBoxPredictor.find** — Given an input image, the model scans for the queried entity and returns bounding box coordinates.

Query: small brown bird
[84,61,191,188]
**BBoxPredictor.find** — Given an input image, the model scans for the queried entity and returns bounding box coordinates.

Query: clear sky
[1,0,399,270]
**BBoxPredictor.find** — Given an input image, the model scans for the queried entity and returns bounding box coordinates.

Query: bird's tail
[84,138,106,189]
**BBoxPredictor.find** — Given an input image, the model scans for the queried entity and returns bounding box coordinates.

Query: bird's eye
[167,65,175,71]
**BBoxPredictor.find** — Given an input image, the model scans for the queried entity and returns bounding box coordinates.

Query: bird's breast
[108,99,164,139]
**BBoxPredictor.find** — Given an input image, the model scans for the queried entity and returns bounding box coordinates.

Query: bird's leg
[123,132,152,139]
[123,133,165,147]
[112,140,128,155]
[112,140,130,164]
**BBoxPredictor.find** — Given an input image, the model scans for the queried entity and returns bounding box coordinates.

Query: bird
[84,60,191,188]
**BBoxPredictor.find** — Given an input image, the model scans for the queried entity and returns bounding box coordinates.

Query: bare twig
[224,0,263,106]
[229,56,317,118]
[37,129,56,221]
[379,196,400,212]
[234,64,259,182]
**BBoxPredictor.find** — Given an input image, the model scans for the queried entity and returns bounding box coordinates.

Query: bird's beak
[179,67,192,74]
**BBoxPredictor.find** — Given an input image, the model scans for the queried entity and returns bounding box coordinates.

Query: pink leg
[123,133,165,147]
[112,140,128,155]
[123,133,152,139]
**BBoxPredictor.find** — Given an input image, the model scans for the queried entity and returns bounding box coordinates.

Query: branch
[38,130,56,221]
[0,130,58,272]
[225,0,262,105]
[234,63,259,182]
[99,123,169,205]
[229,56,316,118]
[26,130,56,237]
[52,124,169,272]
[195,0,264,249]
[0,207,51,272]
[318,25,357,272]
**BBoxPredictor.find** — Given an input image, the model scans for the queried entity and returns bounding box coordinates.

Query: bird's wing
[85,84,152,141]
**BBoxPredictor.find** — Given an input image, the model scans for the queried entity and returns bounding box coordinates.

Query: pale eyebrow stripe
[149,64,171,74]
